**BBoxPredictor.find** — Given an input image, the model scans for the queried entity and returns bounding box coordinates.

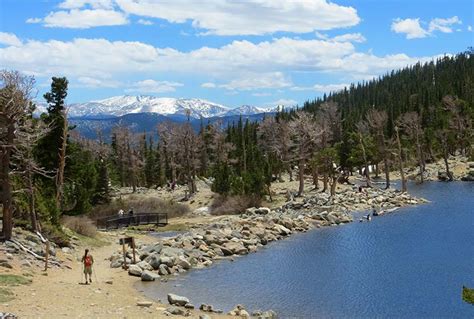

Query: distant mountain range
[34,95,289,139]
[36,95,282,119]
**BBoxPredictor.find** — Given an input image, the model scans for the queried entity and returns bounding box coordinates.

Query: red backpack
[84,255,92,267]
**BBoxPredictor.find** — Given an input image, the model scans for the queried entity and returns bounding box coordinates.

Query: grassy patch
[0,274,32,286]
[0,274,32,302]
[462,286,474,305]
[0,287,14,303]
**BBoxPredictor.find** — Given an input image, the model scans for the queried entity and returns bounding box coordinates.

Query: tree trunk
[1,124,14,240]
[298,158,305,196]
[395,127,407,192]
[330,176,337,197]
[312,167,319,189]
[322,173,328,193]
[375,163,380,178]
[55,112,68,212]
[443,152,453,181]
[380,132,390,189]
[415,132,424,183]
[358,132,372,187]
[27,169,38,232]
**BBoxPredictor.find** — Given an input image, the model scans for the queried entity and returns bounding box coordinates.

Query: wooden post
[131,237,136,264]
[122,241,127,270]
[44,241,49,271]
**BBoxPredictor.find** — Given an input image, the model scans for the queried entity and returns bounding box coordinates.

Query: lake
[137,182,474,318]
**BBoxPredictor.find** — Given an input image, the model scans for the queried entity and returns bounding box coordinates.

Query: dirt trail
[2,232,230,319]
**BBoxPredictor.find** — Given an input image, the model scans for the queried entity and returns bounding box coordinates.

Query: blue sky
[0,0,472,108]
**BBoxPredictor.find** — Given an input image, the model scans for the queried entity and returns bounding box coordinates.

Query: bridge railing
[96,213,168,230]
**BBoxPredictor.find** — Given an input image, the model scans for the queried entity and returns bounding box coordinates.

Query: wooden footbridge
[96,213,168,230]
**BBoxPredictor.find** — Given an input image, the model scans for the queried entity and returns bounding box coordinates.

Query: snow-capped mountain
[34,95,290,119]
[66,96,231,119]
[224,105,274,116]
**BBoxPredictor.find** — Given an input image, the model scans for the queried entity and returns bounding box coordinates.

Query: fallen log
[7,239,61,267]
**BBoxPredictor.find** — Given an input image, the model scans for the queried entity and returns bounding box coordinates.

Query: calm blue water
[138,182,474,318]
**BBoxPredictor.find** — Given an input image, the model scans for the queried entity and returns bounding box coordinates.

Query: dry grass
[61,216,97,237]
[89,195,190,221]
[210,195,261,216]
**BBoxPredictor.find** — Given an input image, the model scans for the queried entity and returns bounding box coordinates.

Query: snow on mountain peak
[35,95,282,119]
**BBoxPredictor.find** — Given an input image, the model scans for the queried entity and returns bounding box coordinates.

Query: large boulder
[141,270,160,281]
[158,264,170,275]
[177,256,192,270]
[222,241,248,255]
[128,264,142,277]
[137,260,153,271]
[273,224,291,236]
[159,256,175,267]
[146,254,161,270]
[167,293,190,306]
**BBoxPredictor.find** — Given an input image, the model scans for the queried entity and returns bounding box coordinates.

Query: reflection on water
[138,182,474,318]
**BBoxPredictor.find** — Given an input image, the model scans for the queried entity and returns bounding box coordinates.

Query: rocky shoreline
[108,186,427,317]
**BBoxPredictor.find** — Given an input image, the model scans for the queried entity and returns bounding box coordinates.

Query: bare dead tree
[289,111,322,196]
[393,126,407,192]
[318,102,341,193]
[0,70,35,240]
[442,95,472,156]
[398,111,425,183]
[112,125,142,192]
[366,109,391,189]
[55,108,68,212]
[258,117,292,181]
[355,120,372,187]
[436,128,453,181]
[13,114,53,232]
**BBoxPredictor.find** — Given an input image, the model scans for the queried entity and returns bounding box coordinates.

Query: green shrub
[463,286,474,305]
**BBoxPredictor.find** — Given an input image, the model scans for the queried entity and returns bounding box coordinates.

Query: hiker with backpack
[81,249,94,284]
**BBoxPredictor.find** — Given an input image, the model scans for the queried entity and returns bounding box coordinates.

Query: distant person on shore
[118,209,124,216]
[81,249,94,284]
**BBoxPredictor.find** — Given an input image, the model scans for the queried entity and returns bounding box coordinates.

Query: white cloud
[468,25,473,32]
[0,34,441,92]
[115,0,360,35]
[292,83,349,92]
[391,18,429,39]
[219,72,292,91]
[126,79,183,93]
[58,0,114,9]
[137,19,153,25]
[392,16,463,39]
[201,82,216,88]
[76,76,121,88]
[0,32,22,47]
[40,9,128,28]
[252,92,272,97]
[429,16,462,33]
[270,99,297,107]
[332,33,366,43]
[26,17,42,24]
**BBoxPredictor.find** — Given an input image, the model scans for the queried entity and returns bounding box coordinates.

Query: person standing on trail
[81,249,94,284]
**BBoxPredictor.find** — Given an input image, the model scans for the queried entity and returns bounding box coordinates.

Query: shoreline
[109,186,427,315]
